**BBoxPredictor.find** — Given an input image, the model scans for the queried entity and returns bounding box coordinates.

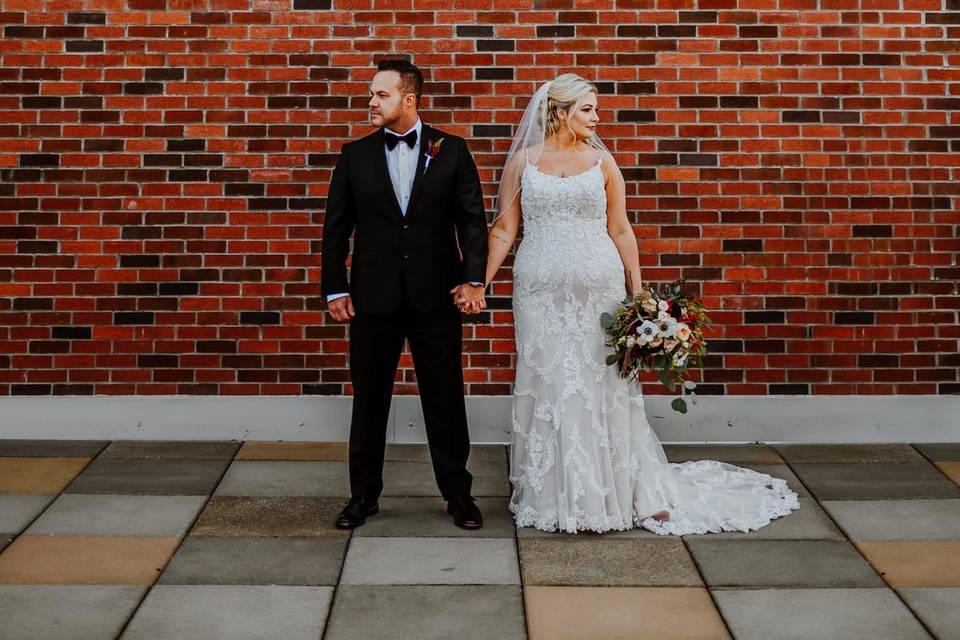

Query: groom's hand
[451,284,486,314]
[328,295,355,322]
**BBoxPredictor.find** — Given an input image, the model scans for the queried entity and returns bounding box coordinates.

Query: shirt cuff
[326,292,350,302]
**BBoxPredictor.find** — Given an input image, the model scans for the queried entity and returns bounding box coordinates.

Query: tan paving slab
[525,586,730,640]
[664,444,783,464]
[519,537,702,587]
[855,541,960,588]
[773,444,926,464]
[937,461,960,486]
[0,536,179,585]
[190,496,349,538]
[0,457,90,494]
[236,441,348,461]
[100,440,240,460]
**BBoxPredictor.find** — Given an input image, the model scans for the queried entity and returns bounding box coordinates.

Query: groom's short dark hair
[377,59,423,103]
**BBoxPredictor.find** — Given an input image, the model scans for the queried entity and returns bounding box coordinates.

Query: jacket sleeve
[453,137,489,285]
[320,145,356,298]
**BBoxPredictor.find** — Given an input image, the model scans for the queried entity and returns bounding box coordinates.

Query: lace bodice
[520,158,607,225]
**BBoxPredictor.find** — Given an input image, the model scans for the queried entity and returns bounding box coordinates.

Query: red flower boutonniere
[423,137,445,173]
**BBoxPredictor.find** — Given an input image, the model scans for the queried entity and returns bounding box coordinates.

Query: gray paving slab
[774,443,927,464]
[713,588,932,640]
[913,443,960,462]
[898,587,960,640]
[355,497,517,538]
[190,496,349,538]
[382,460,510,496]
[213,461,350,497]
[790,463,960,500]
[518,537,702,586]
[687,539,885,588]
[385,443,508,464]
[25,494,206,537]
[120,585,333,640]
[0,440,108,457]
[821,499,960,542]
[0,494,55,533]
[100,440,241,460]
[158,536,348,586]
[325,585,526,640]
[664,444,783,464]
[64,458,230,495]
[0,584,147,640]
[1,533,14,552]
[340,536,520,585]
[684,498,845,540]
[738,463,813,499]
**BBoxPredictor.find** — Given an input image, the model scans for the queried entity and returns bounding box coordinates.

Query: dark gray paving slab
[822,499,960,542]
[790,463,960,500]
[355,497,516,538]
[774,444,927,464]
[714,588,931,640]
[158,536,348,586]
[386,443,508,465]
[100,440,241,460]
[518,537,702,586]
[0,494,55,533]
[25,495,206,537]
[664,444,783,464]
[191,496,349,538]
[120,585,333,640]
[382,460,510,497]
[687,539,885,588]
[325,585,526,640]
[684,498,844,540]
[0,440,108,457]
[65,458,230,495]
[214,461,349,497]
[897,587,960,640]
[913,443,960,462]
[1,533,14,552]
[0,584,147,640]
[340,537,520,585]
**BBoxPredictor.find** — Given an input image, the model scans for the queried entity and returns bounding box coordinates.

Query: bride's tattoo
[492,231,511,245]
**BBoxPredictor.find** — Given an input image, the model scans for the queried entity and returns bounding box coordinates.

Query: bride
[463,74,801,534]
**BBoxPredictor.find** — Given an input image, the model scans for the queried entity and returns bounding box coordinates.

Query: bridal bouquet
[601,279,712,414]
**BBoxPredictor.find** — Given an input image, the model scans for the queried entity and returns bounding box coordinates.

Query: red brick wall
[1,0,958,397]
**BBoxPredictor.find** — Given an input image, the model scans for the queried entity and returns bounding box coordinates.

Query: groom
[321,60,488,530]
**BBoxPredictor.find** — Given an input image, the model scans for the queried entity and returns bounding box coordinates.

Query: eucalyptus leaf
[671,397,688,414]
[605,353,619,366]
[600,312,614,329]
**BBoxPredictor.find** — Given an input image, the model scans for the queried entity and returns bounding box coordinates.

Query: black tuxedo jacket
[321,124,488,314]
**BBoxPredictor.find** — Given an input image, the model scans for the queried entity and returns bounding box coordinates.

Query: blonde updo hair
[545,73,599,140]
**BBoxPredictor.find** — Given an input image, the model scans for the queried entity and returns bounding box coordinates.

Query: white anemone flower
[636,320,659,343]
[656,315,678,338]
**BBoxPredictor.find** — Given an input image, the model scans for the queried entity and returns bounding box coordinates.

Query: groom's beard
[372,105,403,129]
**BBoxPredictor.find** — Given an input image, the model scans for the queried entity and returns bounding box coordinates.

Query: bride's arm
[484,153,523,287]
[602,153,643,295]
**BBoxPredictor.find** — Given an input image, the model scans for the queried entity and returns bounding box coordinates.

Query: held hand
[328,295,355,322]
[450,284,487,314]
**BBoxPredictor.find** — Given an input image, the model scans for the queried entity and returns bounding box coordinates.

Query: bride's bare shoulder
[598,149,623,183]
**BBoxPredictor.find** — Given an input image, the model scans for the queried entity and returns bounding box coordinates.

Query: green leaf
[605,353,619,366]
[600,312,614,330]
[658,371,676,392]
[671,397,688,414]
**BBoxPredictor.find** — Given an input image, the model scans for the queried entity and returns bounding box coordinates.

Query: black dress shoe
[447,494,483,530]
[335,497,379,529]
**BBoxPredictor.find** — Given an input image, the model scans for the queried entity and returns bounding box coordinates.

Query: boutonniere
[423,137,445,173]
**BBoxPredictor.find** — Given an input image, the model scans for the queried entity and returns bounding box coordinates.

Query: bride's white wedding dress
[508,156,800,535]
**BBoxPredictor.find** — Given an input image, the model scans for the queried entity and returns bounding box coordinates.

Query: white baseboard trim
[0,395,956,443]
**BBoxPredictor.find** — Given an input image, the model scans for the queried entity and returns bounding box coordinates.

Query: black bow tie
[384,129,418,150]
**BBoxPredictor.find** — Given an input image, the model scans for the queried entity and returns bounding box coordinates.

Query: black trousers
[347,298,473,501]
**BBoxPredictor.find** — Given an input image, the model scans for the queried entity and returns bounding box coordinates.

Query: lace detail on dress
[509,156,801,536]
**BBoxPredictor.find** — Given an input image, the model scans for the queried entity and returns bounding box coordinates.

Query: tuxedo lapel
[370,129,404,219]
[405,124,432,217]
